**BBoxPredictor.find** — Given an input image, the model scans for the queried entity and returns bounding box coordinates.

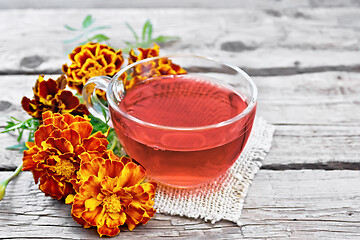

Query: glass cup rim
[107,54,258,131]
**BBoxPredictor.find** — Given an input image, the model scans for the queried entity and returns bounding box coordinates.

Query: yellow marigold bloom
[21,75,89,119]
[125,44,186,90]
[62,42,124,94]
[22,111,108,200]
[71,154,157,237]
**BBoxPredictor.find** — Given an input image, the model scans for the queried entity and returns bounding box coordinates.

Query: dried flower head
[71,153,157,237]
[22,111,108,200]
[125,44,186,90]
[62,42,124,94]
[21,75,89,119]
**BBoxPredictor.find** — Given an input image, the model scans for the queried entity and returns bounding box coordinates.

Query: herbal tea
[110,75,256,187]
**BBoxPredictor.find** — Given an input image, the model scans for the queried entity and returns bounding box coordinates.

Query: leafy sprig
[0,16,174,202]
[123,20,179,54]
[64,15,179,54]
[1,117,40,151]
[64,15,111,45]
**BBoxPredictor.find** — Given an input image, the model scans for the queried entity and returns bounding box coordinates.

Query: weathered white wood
[0,5,359,240]
[1,72,359,169]
[241,170,360,239]
[1,123,359,170]
[1,0,359,9]
[1,170,360,239]
[0,9,359,74]
[1,71,360,125]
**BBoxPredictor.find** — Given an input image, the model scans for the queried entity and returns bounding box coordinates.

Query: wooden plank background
[1,0,360,9]
[0,5,360,239]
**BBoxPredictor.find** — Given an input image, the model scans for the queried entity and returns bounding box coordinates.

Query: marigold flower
[125,44,187,90]
[22,111,108,200]
[21,75,89,119]
[71,153,157,237]
[62,42,124,94]
[128,43,160,65]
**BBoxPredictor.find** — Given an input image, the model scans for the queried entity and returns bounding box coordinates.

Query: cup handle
[82,76,111,123]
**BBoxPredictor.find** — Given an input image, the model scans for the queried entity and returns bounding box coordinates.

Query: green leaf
[2,122,24,133]
[63,26,111,44]
[64,24,77,31]
[125,22,139,43]
[17,129,24,142]
[6,143,27,151]
[142,20,152,42]
[1,117,39,145]
[88,34,110,43]
[82,15,94,29]
[152,35,179,43]
[89,114,109,134]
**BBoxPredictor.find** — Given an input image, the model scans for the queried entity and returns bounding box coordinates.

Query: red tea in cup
[110,74,256,187]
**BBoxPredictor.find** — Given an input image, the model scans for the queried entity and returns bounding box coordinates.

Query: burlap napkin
[154,117,275,225]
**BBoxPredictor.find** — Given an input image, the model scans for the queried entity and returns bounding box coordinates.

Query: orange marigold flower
[22,111,109,200]
[62,42,124,94]
[125,44,186,90]
[21,75,89,119]
[128,43,160,65]
[71,154,157,237]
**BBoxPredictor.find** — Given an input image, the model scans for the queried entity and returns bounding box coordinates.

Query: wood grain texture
[0,8,359,74]
[1,0,360,9]
[0,72,359,169]
[0,71,359,125]
[2,122,359,170]
[1,6,359,239]
[1,170,360,239]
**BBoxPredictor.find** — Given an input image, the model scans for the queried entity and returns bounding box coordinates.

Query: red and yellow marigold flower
[124,44,187,90]
[70,153,157,237]
[62,42,124,94]
[21,75,89,119]
[128,43,160,65]
[22,111,108,200]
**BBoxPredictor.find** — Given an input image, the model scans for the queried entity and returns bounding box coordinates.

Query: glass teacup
[83,55,257,187]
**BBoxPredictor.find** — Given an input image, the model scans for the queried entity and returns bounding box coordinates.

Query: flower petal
[97,225,120,237]
[34,125,59,146]
[22,145,40,171]
[85,197,102,211]
[38,78,59,99]
[100,177,118,194]
[69,121,93,139]
[56,90,80,110]
[78,157,103,181]
[39,174,66,200]
[61,128,81,147]
[79,175,102,198]
[82,137,107,152]
[117,162,146,188]
[106,211,126,228]
[65,194,75,204]
[42,137,74,154]
[125,203,146,230]
[74,48,95,66]
[72,193,87,218]
[82,205,105,226]
[98,159,124,179]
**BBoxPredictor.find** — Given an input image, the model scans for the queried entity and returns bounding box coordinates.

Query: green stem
[1,163,22,200]
[3,163,23,186]
[109,137,118,151]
